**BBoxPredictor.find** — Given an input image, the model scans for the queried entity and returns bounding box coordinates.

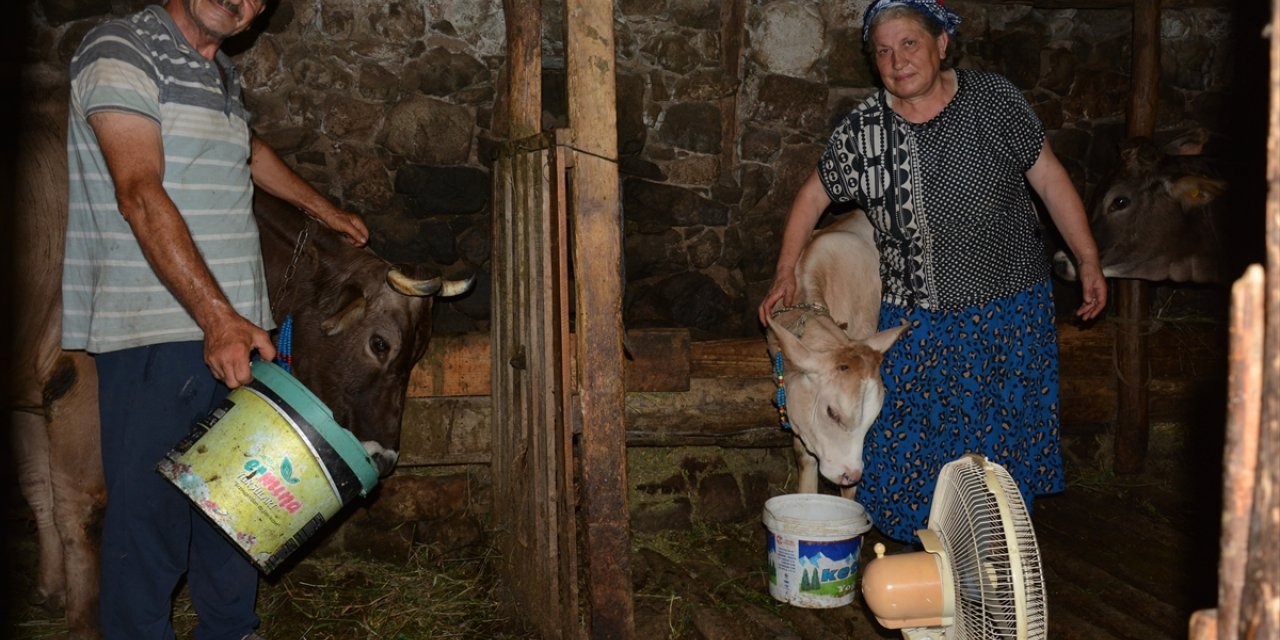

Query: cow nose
[838,469,863,486]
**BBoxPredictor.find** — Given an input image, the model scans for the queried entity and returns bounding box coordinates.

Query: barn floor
[2,415,1220,640]
[626,419,1222,640]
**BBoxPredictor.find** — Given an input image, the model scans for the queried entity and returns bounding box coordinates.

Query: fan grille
[930,456,1047,639]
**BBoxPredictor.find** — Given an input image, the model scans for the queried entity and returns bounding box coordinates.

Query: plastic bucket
[762,494,873,608]
[156,360,379,574]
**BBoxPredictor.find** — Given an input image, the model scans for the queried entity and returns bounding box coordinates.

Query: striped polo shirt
[62,5,273,353]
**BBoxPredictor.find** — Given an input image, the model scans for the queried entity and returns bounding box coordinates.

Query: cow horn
[440,273,476,298]
[386,268,442,296]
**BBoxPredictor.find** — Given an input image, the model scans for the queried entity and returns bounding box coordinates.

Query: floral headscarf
[862,0,964,42]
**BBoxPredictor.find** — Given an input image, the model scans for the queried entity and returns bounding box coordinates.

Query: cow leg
[793,437,819,494]
[10,407,66,613]
[46,352,105,640]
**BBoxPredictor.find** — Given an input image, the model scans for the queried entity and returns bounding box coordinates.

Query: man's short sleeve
[69,23,162,123]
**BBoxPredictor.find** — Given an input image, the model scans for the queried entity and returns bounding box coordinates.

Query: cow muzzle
[362,440,400,477]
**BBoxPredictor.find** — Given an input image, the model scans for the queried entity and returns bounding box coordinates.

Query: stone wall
[25,0,1252,342]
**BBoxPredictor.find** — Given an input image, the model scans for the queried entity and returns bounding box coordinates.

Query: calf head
[1054,135,1227,283]
[255,193,473,477]
[767,315,905,487]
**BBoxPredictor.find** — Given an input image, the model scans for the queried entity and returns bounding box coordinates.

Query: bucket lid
[763,494,872,535]
[251,360,379,495]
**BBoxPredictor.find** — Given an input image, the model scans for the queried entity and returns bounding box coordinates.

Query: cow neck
[770,302,831,339]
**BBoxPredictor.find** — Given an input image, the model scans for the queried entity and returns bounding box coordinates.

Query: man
[63,1,368,638]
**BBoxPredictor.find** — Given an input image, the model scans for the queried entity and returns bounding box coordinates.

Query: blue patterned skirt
[859,278,1065,542]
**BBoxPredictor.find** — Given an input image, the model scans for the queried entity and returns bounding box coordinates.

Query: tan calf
[766,213,906,498]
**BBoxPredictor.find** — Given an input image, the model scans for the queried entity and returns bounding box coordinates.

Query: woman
[758,0,1108,542]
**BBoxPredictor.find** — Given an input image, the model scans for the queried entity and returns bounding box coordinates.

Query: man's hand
[202,312,277,389]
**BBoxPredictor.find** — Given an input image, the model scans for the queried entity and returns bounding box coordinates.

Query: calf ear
[321,294,368,336]
[864,319,908,354]
[767,318,816,373]
[1170,175,1227,208]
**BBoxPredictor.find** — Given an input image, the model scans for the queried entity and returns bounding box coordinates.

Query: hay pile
[9,539,537,639]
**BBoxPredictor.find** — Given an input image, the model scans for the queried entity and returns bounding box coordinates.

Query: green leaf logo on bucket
[763,494,872,608]
[157,360,380,574]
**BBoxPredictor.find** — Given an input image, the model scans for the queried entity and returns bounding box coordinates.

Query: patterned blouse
[818,68,1051,311]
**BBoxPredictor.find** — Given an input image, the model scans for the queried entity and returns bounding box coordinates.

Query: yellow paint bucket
[157,360,379,573]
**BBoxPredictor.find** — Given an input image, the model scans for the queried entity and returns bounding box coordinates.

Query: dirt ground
[4,419,1218,640]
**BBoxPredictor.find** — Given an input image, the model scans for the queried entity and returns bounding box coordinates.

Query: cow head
[766,315,906,487]
[1053,134,1227,283]
[254,192,474,477]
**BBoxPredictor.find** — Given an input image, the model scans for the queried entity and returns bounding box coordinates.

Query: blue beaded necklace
[769,302,830,433]
[274,315,295,373]
[772,350,791,431]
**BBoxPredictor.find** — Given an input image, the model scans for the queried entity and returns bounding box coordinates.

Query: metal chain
[271,220,311,317]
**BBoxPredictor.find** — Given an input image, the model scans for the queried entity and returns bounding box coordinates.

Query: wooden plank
[624,329,691,392]
[407,333,490,397]
[690,337,771,379]
[489,132,581,638]
[565,0,637,627]
[550,129,581,639]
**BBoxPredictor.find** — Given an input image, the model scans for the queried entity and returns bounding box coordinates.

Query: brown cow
[10,66,104,640]
[766,213,907,497]
[10,67,472,639]
[1054,132,1228,284]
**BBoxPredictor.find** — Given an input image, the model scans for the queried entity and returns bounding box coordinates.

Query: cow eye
[1108,196,1131,213]
[837,363,850,372]
[826,406,840,422]
[369,335,391,356]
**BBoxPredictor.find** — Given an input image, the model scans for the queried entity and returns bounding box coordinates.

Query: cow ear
[321,294,368,336]
[1169,175,1227,208]
[864,319,908,354]
[1162,127,1210,156]
[767,319,816,373]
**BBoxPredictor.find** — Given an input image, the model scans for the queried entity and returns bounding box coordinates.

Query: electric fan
[861,454,1048,640]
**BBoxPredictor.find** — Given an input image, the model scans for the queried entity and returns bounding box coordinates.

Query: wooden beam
[500,0,541,139]
[410,328,693,396]
[1238,1,1280,632]
[400,323,1224,464]
[954,0,1229,8]
[716,0,747,187]
[564,0,635,636]
[1113,0,1161,474]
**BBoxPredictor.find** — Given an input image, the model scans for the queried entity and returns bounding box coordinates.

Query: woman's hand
[1074,260,1107,321]
[758,270,797,326]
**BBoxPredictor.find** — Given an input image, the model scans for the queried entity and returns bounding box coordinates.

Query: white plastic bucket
[762,494,873,608]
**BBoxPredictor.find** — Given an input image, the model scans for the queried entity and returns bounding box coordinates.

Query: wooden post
[1238,1,1280,633]
[1195,4,1280,636]
[564,0,636,637]
[1207,266,1264,640]
[1113,0,1160,474]
[500,0,541,139]
[717,0,747,187]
